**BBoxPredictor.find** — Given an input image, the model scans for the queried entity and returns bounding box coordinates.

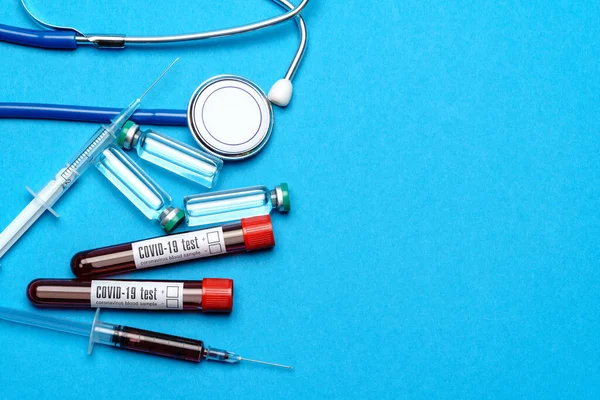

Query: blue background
[0,0,599,398]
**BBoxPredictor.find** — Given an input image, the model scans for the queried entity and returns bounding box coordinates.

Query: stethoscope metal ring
[188,75,273,161]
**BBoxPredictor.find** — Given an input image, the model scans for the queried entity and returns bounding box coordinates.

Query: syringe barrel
[110,325,205,363]
[71,215,274,278]
[27,278,233,312]
[61,126,115,187]
[89,320,205,363]
[62,98,141,186]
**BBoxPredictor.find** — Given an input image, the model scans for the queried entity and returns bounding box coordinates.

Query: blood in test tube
[71,215,274,278]
[27,278,233,313]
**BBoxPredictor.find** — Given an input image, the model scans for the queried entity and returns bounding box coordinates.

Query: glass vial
[95,145,185,233]
[119,121,223,188]
[184,183,290,227]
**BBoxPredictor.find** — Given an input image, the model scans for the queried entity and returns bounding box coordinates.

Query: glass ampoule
[184,183,290,227]
[95,145,185,233]
[119,121,223,188]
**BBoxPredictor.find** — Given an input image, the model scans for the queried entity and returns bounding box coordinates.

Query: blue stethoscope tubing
[0,103,187,126]
[0,24,76,49]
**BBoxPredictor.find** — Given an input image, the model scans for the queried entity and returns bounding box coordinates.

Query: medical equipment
[0,0,309,159]
[2,0,307,106]
[0,59,178,260]
[28,278,233,313]
[185,183,290,227]
[188,75,274,160]
[0,307,292,369]
[95,145,185,233]
[71,215,275,278]
[118,121,222,187]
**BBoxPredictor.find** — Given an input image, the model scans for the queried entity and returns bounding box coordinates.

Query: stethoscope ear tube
[0,23,77,49]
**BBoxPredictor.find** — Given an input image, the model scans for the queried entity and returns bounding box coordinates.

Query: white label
[132,227,226,269]
[91,280,184,310]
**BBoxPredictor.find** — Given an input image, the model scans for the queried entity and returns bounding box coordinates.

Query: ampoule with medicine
[184,183,290,227]
[95,145,185,233]
[119,121,223,188]
[71,215,274,278]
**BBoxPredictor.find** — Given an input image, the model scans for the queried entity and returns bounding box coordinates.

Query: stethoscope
[0,0,309,160]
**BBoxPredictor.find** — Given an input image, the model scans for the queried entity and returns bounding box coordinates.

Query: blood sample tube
[71,215,274,278]
[27,278,233,313]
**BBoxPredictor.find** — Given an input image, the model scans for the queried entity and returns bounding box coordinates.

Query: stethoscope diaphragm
[188,75,273,161]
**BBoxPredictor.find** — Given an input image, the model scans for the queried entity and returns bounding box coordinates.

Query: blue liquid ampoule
[95,145,184,233]
[184,183,290,227]
[119,121,223,188]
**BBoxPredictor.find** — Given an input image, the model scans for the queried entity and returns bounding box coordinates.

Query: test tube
[184,183,290,227]
[27,278,233,313]
[71,215,274,278]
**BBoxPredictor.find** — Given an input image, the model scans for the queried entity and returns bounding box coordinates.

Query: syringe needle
[239,357,294,370]
[138,57,180,100]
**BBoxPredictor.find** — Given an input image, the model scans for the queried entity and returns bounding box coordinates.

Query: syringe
[0,307,293,370]
[0,58,179,260]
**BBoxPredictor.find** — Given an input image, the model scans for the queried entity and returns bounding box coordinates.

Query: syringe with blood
[0,307,292,369]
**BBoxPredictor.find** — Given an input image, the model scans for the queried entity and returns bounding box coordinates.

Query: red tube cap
[241,215,275,251]
[201,278,233,313]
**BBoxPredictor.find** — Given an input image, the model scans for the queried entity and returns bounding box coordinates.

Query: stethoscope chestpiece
[188,75,273,161]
